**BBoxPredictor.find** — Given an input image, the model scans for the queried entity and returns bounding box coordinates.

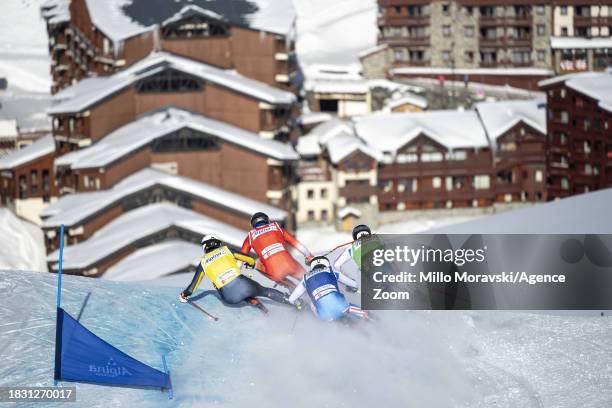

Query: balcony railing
[379,35,430,46]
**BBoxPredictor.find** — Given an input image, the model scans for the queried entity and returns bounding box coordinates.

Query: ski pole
[188,300,219,321]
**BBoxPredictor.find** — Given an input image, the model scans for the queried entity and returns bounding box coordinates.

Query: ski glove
[178,292,189,303]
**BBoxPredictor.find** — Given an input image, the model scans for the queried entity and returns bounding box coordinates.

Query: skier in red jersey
[240,212,314,288]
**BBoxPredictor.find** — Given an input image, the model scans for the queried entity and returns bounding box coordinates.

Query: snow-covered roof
[305,77,369,94]
[297,111,333,126]
[309,118,354,145]
[326,130,382,164]
[103,240,201,281]
[41,0,69,24]
[47,203,246,270]
[84,0,152,44]
[355,111,490,155]
[391,67,554,76]
[41,167,287,228]
[551,36,612,50]
[384,93,428,111]
[539,71,612,113]
[0,134,55,170]
[296,134,322,157]
[337,206,362,219]
[161,0,296,36]
[475,99,546,142]
[161,5,225,26]
[54,107,298,169]
[358,43,388,59]
[299,118,382,163]
[0,120,18,139]
[427,187,612,234]
[80,0,296,44]
[49,52,296,114]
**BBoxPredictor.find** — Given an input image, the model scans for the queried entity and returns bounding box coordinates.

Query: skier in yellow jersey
[179,235,299,310]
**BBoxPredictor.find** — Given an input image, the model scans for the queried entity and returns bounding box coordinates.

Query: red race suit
[240,222,312,284]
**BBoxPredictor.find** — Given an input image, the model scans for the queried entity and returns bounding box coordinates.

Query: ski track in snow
[0,270,611,407]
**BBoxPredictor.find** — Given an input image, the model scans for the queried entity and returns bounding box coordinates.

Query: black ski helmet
[250,212,270,228]
[309,255,331,270]
[352,224,371,241]
[201,234,222,253]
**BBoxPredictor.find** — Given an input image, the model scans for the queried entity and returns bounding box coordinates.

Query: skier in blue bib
[288,255,368,322]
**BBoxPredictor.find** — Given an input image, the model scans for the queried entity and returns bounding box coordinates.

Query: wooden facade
[43,0,296,93]
[541,79,612,199]
[376,134,494,210]
[0,152,57,206]
[492,122,547,202]
[51,70,295,150]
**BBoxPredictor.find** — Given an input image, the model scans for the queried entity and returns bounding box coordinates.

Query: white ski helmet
[309,256,331,270]
[201,234,222,253]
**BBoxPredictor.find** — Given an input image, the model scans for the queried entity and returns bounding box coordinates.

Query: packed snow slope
[0,0,51,92]
[0,209,47,272]
[1,269,611,407]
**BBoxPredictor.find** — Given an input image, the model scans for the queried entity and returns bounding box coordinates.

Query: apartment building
[41,0,297,93]
[539,70,612,199]
[372,1,611,89]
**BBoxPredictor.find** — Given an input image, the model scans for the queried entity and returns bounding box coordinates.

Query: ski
[248,298,269,314]
[188,300,219,321]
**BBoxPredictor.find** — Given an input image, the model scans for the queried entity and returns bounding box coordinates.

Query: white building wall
[296,180,337,225]
[14,197,56,225]
[553,6,574,36]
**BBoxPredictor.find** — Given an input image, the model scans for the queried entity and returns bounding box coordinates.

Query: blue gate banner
[54,307,171,389]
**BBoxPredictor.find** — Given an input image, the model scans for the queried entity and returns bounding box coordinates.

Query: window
[464,26,474,37]
[445,177,453,191]
[393,49,403,62]
[380,180,393,193]
[320,188,327,199]
[442,51,451,61]
[396,153,418,163]
[319,99,339,112]
[473,175,490,190]
[560,111,569,124]
[30,170,38,196]
[584,164,593,175]
[421,152,443,162]
[465,51,474,63]
[560,6,568,15]
[536,5,545,15]
[537,50,546,61]
[512,51,530,65]
[321,210,328,221]
[307,189,314,199]
[560,88,566,98]
[448,151,467,161]
[537,25,545,36]
[442,3,450,15]
[19,175,27,199]
[442,25,451,37]
[83,175,90,188]
[307,210,315,221]
[135,68,204,93]
[535,170,543,183]
[432,177,442,189]
[560,26,568,36]
[463,6,473,15]
[584,118,591,131]
[95,178,101,190]
[561,177,569,190]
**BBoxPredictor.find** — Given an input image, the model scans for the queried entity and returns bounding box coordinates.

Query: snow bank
[0,209,47,271]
